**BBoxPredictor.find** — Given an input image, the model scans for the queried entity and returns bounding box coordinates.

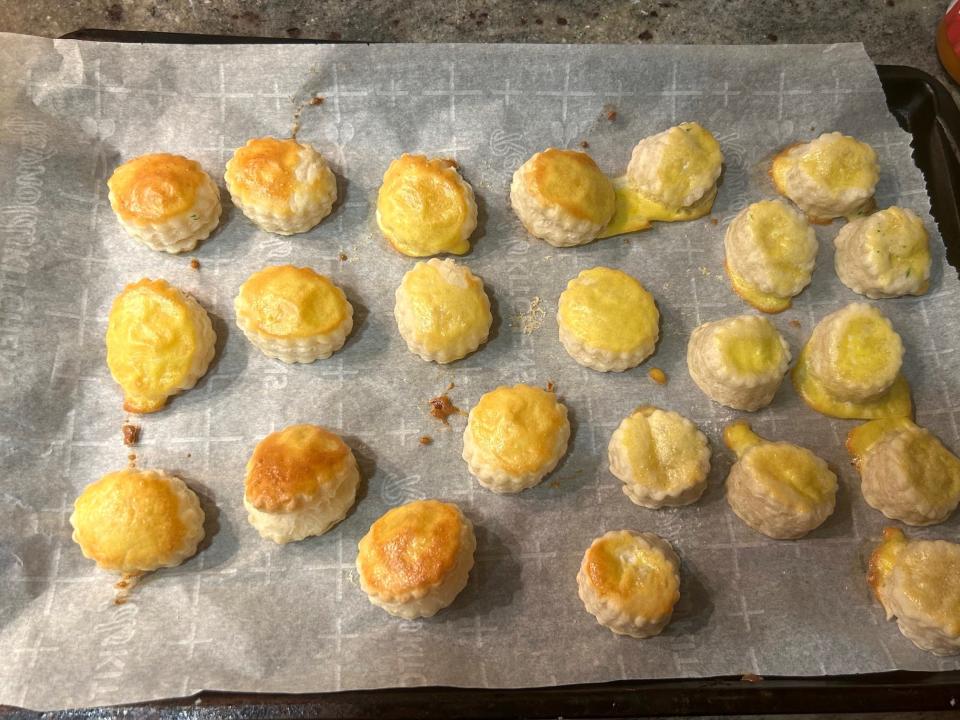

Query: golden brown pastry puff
[723,421,837,540]
[377,154,477,257]
[869,527,960,656]
[70,468,205,576]
[244,424,360,544]
[847,418,960,526]
[107,153,221,253]
[462,384,570,493]
[577,530,681,638]
[510,148,616,247]
[234,265,353,363]
[225,136,337,235]
[105,278,216,413]
[356,499,476,619]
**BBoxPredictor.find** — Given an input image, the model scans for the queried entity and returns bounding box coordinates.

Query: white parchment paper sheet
[0,35,958,711]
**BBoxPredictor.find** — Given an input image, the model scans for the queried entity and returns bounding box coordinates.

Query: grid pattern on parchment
[0,38,958,711]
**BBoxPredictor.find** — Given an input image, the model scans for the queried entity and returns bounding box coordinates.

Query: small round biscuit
[557,267,659,372]
[724,199,817,313]
[834,206,931,299]
[686,315,790,411]
[376,154,477,257]
[577,530,681,638]
[626,121,723,209]
[357,499,476,619]
[608,407,711,508]
[244,424,360,544]
[71,468,205,576]
[225,136,337,235]
[510,148,616,247]
[234,265,353,363]
[394,258,492,363]
[106,278,216,414]
[462,384,570,493]
[723,421,838,540]
[771,132,879,222]
[847,418,960,526]
[108,153,222,254]
[869,527,960,656]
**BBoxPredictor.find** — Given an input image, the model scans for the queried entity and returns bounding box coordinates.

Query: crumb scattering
[189,258,200,270]
[788,319,802,329]
[709,217,718,226]
[648,367,668,385]
[429,395,462,426]
[545,380,556,392]
[419,436,433,446]
[121,423,140,446]
[579,140,590,149]
[603,104,618,122]
[513,296,545,334]
[338,252,348,261]
[113,572,142,605]
[309,95,325,105]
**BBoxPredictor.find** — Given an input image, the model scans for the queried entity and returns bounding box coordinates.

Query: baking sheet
[0,35,958,711]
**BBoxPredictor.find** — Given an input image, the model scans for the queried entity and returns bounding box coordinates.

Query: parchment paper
[1,35,958,711]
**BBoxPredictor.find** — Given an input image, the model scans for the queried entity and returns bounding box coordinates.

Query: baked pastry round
[723,421,838,540]
[224,136,337,235]
[244,424,359,544]
[106,278,216,413]
[771,132,879,222]
[608,406,710,508]
[70,468,205,574]
[557,267,659,372]
[577,530,681,638]
[791,302,911,419]
[834,206,931,299]
[107,153,222,254]
[234,265,353,363]
[869,527,960,656]
[847,418,960,526]
[376,154,477,257]
[686,314,790,411]
[510,148,616,247]
[724,199,817,313]
[394,258,492,363]
[357,499,476,619]
[462,384,570,493]
[626,121,723,211]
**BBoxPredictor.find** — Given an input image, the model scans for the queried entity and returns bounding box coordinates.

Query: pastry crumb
[648,367,668,385]
[545,380,556,393]
[709,217,718,226]
[419,435,433,446]
[788,319,801,329]
[338,251,348,261]
[579,140,590,149]
[189,258,201,270]
[513,296,545,334]
[113,571,142,605]
[127,453,137,467]
[740,673,763,683]
[603,104,618,121]
[429,394,462,426]
[549,480,560,489]
[186,452,192,458]
[121,423,140,445]
[309,95,325,105]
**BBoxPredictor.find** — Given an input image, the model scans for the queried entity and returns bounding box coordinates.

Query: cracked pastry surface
[357,499,476,619]
[608,406,711,508]
[686,314,790,411]
[225,136,337,235]
[377,154,477,257]
[70,467,205,574]
[791,302,911,419]
[394,258,492,363]
[577,530,681,638]
[724,199,817,313]
[462,384,570,493]
[723,421,838,540]
[869,527,960,656]
[847,418,960,526]
[771,132,879,222]
[557,266,659,372]
[108,153,222,254]
[234,265,353,363]
[106,278,216,414]
[510,148,616,247]
[244,424,360,544]
[834,206,931,299]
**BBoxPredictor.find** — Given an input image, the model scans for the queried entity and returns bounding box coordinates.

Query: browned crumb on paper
[309,95,325,105]
[114,572,142,605]
[121,423,140,445]
[512,296,545,334]
[788,319,802,329]
[189,258,201,270]
[740,673,763,683]
[648,368,668,385]
[545,380,556,393]
[419,435,433,446]
[429,395,463,426]
[338,252,348,262]
[127,453,137,467]
[709,217,718,226]
[603,104,618,122]
[579,140,590,149]
[548,480,561,489]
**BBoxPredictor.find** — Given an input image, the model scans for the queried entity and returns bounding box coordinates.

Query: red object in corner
[938,1,960,83]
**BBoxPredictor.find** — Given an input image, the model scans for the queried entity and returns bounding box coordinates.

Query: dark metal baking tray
[2,29,959,719]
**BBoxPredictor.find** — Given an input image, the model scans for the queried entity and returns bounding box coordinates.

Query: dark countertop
[0,0,955,97]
